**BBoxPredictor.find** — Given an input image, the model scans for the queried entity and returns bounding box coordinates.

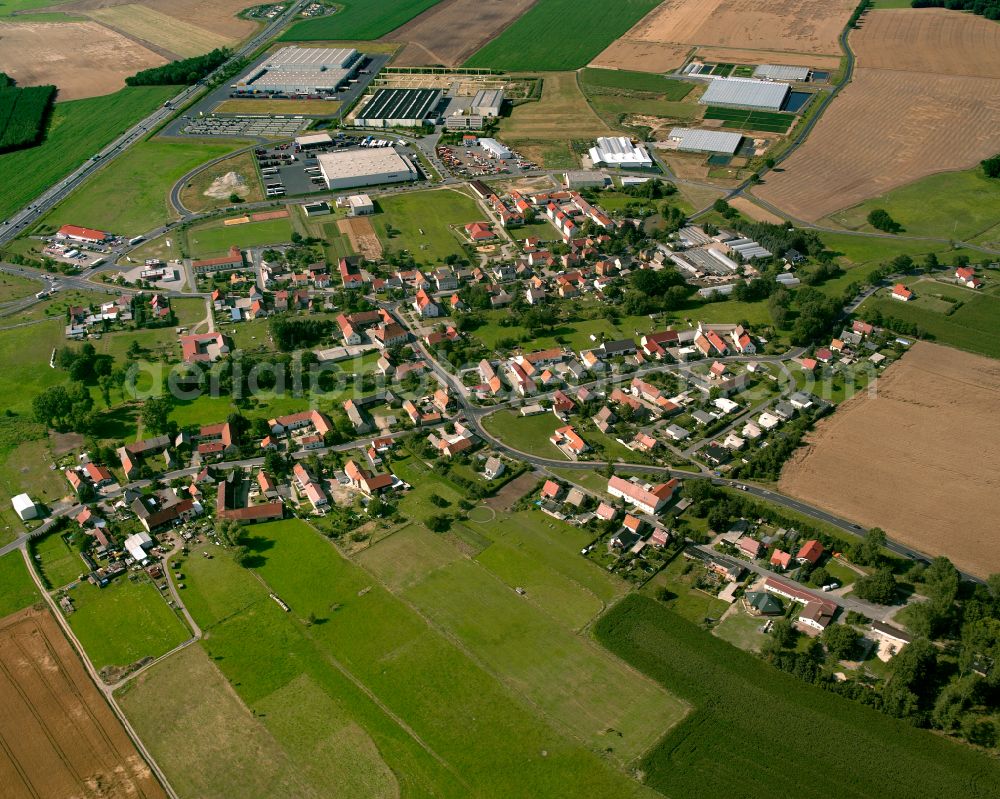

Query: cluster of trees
[849,0,874,26]
[621,179,677,200]
[868,208,903,233]
[126,48,231,86]
[731,412,821,481]
[32,383,93,432]
[727,213,825,260]
[621,266,691,315]
[982,153,1000,179]
[912,0,1000,21]
[0,73,56,153]
[269,317,334,351]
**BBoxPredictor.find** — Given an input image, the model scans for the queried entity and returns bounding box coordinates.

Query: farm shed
[753,64,810,82]
[667,128,743,155]
[11,493,38,521]
[700,77,790,111]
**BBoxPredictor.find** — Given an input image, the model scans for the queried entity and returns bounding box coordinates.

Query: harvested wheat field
[384,0,537,67]
[338,217,382,261]
[0,21,165,100]
[0,607,167,799]
[780,341,1000,578]
[590,39,691,73]
[59,0,257,39]
[694,47,843,71]
[728,196,785,223]
[502,72,610,141]
[627,0,855,56]
[755,10,1000,221]
[87,4,233,59]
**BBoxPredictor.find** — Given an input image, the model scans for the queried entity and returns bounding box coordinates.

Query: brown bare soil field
[57,0,256,39]
[0,21,165,100]
[0,607,167,799]
[589,39,691,73]
[779,341,1000,578]
[484,470,539,511]
[693,46,843,71]
[628,0,856,56]
[755,10,1000,221]
[728,196,784,223]
[384,0,537,67]
[338,217,382,261]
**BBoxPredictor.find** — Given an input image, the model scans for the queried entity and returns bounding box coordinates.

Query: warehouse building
[753,64,810,82]
[471,88,504,117]
[700,77,790,111]
[317,148,418,190]
[354,88,443,128]
[234,46,361,95]
[667,128,743,155]
[295,132,333,150]
[588,136,653,169]
[479,138,512,159]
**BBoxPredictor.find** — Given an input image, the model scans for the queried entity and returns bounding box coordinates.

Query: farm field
[704,105,793,133]
[755,10,1000,222]
[186,216,293,258]
[825,167,1000,241]
[0,551,40,618]
[358,522,687,763]
[66,576,190,673]
[178,150,263,212]
[87,4,232,58]
[499,72,611,167]
[282,0,445,41]
[0,85,177,220]
[0,607,168,799]
[464,0,662,72]
[0,21,165,100]
[579,68,693,99]
[37,139,246,237]
[620,0,855,58]
[372,188,481,263]
[173,517,658,797]
[381,0,536,68]
[590,39,691,74]
[595,595,1000,799]
[118,645,344,799]
[780,341,1000,577]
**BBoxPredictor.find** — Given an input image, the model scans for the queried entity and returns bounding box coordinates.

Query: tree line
[912,0,1000,21]
[126,48,231,86]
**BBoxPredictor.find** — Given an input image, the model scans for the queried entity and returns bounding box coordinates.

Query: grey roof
[700,77,790,111]
[358,88,443,121]
[668,128,743,155]
[753,64,810,82]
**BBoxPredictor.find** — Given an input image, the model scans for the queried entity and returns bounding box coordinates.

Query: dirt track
[383,0,537,67]
[755,9,1000,221]
[779,342,1000,578]
[0,607,167,799]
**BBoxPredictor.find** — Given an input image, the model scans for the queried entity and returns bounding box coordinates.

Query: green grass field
[860,287,1000,359]
[588,93,702,121]
[704,106,794,133]
[580,68,693,100]
[177,518,655,797]
[37,139,245,238]
[67,577,190,670]
[481,410,564,458]
[186,217,293,258]
[826,168,1000,242]
[282,0,443,40]
[0,551,40,618]
[464,0,661,71]
[0,271,43,302]
[596,595,1000,799]
[372,188,481,263]
[31,531,85,588]
[0,86,177,220]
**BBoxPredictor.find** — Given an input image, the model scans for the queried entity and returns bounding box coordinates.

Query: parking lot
[181,115,309,138]
[436,139,537,178]
[255,134,426,198]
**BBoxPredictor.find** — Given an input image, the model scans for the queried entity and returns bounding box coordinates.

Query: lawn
[826,168,1000,241]
[31,530,85,588]
[36,139,246,238]
[0,86,177,220]
[372,188,481,263]
[0,271,43,302]
[641,556,731,624]
[0,551,40,618]
[465,0,661,71]
[186,217,294,258]
[481,410,564,458]
[282,0,443,40]
[190,518,655,796]
[471,308,660,352]
[817,230,953,266]
[588,93,702,122]
[580,68,693,99]
[596,595,1000,799]
[860,288,1000,359]
[66,576,190,671]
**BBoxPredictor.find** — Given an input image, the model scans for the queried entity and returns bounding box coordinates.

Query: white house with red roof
[607,475,678,515]
[56,224,110,244]
[549,425,589,460]
[955,267,982,289]
[891,283,912,302]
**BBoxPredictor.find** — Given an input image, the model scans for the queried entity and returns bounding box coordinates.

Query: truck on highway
[128,236,145,245]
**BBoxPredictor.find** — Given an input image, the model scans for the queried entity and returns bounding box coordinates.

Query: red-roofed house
[57,224,109,244]
[770,549,792,570]
[891,284,912,302]
[607,476,678,515]
[540,480,563,501]
[181,332,229,363]
[465,221,495,241]
[796,539,824,565]
[549,425,589,459]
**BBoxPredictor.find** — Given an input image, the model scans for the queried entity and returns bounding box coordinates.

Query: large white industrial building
[479,138,512,159]
[666,128,743,155]
[700,77,790,111]
[753,64,810,82]
[471,89,504,117]
[234,46,361,95]
[588,136,653,169]
[317,148,418,190]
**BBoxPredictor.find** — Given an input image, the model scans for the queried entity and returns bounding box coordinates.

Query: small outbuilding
[11,493,38,521]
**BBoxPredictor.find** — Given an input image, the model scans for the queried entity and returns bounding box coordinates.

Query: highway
[0,0,308,249]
